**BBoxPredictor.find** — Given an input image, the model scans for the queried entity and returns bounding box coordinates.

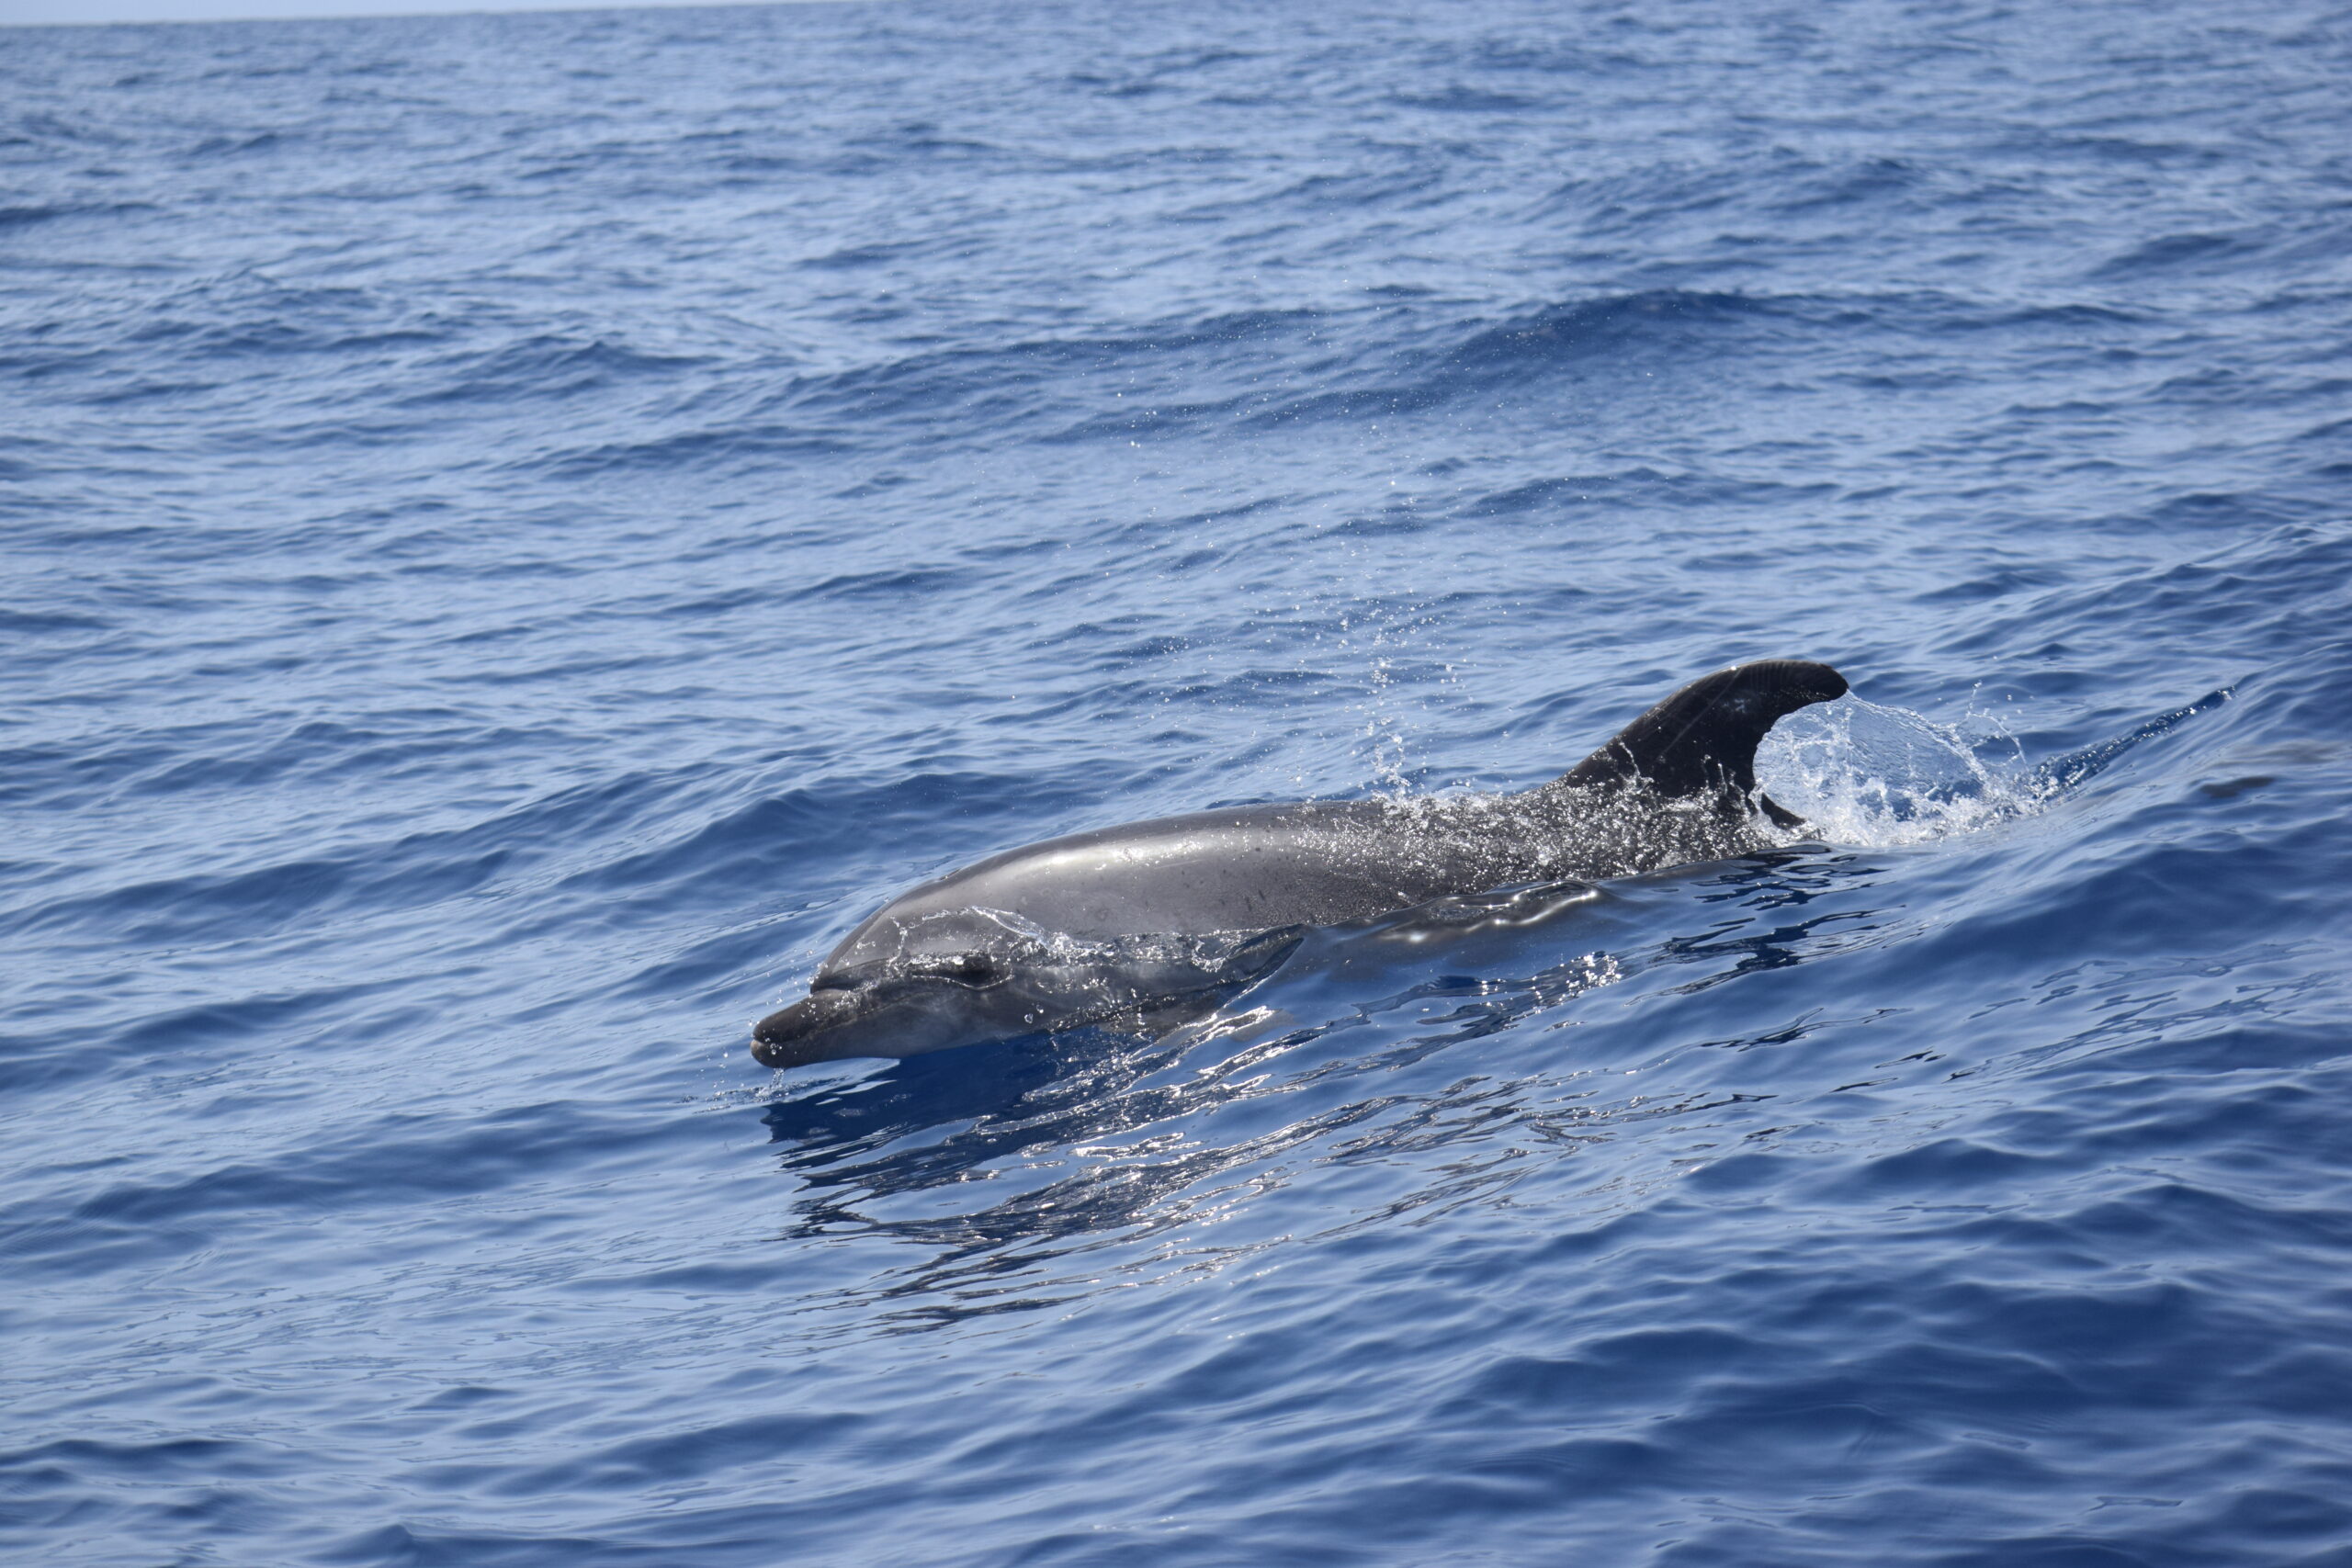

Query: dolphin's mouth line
[753,966,1023,1060]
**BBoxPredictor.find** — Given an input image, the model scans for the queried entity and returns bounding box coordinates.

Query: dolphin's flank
[753,659,1848,1067]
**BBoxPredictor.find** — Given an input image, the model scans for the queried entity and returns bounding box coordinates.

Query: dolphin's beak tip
[752,989,865,1069]
[749,1002,799,1067]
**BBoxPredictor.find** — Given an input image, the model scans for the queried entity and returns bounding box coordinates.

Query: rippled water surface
[7,1,2352,1562]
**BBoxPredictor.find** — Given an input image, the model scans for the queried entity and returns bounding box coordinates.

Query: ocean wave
[8,1,2352,1563]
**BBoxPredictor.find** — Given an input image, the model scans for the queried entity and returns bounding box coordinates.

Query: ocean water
[6,0,2352,1562]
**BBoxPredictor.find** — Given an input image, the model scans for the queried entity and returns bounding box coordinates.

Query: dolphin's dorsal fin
[1554,660,1847,818]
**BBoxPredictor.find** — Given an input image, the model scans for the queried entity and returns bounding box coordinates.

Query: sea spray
[1756,694,2045,847]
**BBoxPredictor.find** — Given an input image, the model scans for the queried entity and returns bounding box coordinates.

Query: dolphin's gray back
[814,658,1849,982]
[818,797,1558,980]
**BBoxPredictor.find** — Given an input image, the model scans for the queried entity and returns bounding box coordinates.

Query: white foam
[1755,695,2048,847]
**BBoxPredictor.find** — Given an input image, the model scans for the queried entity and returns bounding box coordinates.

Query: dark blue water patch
[2088,230,2267,278]
[1385,85,1541,113]
[398,336,711,407]
[1462,468,1838,521]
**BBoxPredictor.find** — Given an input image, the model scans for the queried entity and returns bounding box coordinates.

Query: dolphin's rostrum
[753,659,1848,1067]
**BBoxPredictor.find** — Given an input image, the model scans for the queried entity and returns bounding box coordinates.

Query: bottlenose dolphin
[752,659,1848,1067]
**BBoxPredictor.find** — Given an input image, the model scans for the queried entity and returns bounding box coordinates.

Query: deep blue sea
[7,0,2352,1562]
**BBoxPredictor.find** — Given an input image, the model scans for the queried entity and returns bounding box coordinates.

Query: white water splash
[1756,695,2047,847]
